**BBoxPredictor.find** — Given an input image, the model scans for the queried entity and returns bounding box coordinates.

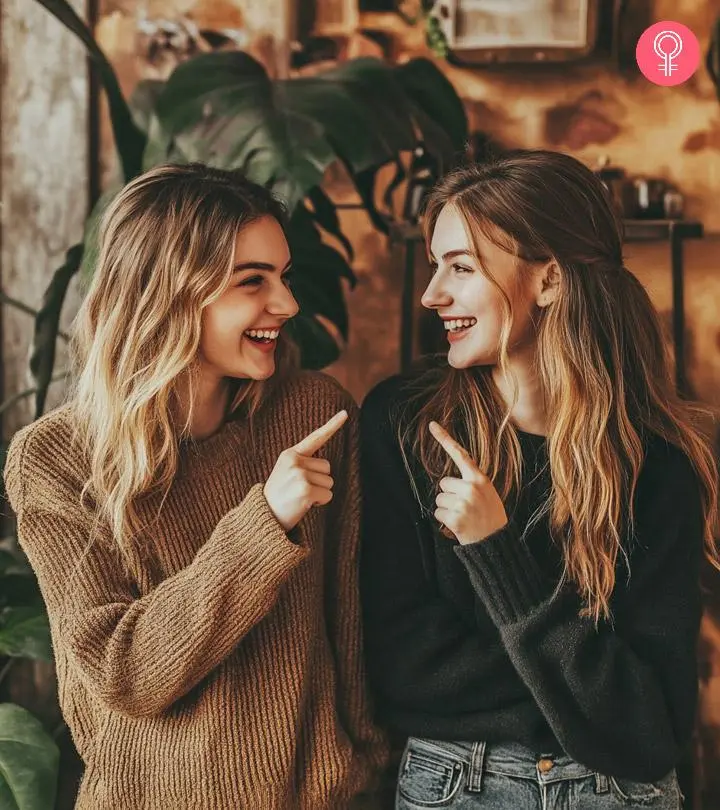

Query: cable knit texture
[4,371,387,810]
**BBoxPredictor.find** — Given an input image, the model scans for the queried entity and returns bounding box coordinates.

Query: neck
[177,368,230,441]
[492,350,547,437]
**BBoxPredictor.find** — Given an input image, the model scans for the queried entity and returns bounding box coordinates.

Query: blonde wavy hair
[400,150,719,623]
[68,163,297,562]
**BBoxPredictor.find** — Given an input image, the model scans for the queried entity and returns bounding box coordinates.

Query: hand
[264,410,348,532]
[429,421,508,545]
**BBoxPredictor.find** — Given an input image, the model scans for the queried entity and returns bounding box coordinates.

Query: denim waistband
[408,737,607,791]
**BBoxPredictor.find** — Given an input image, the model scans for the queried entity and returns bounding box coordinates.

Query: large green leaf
[0,608,52,662]
[394,58,468,148]
[284,207,353,364]
[305,187,354,261]
[0,552,17,575]
[129,79,166,134]
[0,577,43,611]
[30,244,84,418]
[145,51,337,209]
[277,58,416,175]
[286,316,343,370]
[0,703,59,810]
[145,52,466,213]
[394,58,468,169]
[34,0,145,182]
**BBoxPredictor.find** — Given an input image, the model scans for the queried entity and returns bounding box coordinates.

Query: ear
[536,261,561,308]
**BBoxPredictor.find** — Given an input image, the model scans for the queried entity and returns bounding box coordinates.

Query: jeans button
[538,758,554,773]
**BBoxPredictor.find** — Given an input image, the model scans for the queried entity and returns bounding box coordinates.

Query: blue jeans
[395,737,682,809]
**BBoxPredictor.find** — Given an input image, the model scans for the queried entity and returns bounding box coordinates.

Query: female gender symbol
[654,31,682,77]
[636,21,699,87]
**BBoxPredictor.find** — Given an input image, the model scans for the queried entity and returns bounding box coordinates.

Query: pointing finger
[293,410,348,456]
[429,422,481,481]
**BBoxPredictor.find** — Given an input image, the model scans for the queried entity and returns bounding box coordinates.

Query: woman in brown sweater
[3,163,387,809]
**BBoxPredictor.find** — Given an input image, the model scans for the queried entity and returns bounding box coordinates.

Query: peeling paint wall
[1,0,89,439]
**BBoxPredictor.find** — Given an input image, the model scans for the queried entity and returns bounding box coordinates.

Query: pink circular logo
[636,21,700,86]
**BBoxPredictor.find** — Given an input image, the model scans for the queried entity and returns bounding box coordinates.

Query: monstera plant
[18,0,468,420]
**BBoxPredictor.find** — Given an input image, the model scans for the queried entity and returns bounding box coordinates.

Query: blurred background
[2,0,720,807]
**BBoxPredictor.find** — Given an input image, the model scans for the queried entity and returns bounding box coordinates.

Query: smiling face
[422,204,546,370]
[198,215,299,382]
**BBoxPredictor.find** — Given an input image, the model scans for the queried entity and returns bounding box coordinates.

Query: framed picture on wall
[430,0,601,64]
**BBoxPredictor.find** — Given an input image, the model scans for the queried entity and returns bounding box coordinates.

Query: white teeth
[444,318,477,331]
[245,329,279,339]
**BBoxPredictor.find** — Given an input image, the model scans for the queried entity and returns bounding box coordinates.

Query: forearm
[24,484,308,717]
[456,520,702,780]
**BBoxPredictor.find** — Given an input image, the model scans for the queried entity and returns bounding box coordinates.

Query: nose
[421,271,453,310]
[267,276,300,320]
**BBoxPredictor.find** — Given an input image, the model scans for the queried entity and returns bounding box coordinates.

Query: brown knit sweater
[4,371,388,809]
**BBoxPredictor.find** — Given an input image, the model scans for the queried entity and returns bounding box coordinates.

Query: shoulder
[4,405,86,515]
[361,374,405,416]
[629,434,704,555]
[637,435,700,506]
[360,364,440,440]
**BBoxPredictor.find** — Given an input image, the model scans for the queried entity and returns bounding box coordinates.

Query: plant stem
[0,370,70,416]
[0,292,70,342]
[52,719,67,740]
[0,657,15,689]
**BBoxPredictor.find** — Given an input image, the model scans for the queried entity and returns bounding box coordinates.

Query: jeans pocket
[397,745,464,808]
[608,770,680,807]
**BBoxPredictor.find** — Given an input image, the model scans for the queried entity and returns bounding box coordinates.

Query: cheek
[467,283,507,333]
[200,299,253,357]
[208,295,260,336]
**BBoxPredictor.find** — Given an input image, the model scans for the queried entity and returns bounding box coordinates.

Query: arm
[322,399,389,793]
[5,431,308,719]
[454,447,704,781]
[359,381,514,716]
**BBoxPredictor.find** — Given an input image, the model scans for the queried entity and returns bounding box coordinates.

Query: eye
[237,275,263,288]
[451,262,473,274]
[281,268,295,286]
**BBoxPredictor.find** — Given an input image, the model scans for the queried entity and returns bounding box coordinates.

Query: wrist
[458,517,509,545]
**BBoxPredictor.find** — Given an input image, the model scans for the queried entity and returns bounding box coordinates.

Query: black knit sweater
[359,373,704,782]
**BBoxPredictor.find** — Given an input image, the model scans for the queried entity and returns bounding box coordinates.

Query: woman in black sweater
[360,150,718,810]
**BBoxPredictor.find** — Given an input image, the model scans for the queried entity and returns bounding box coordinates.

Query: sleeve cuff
[214,483,310,581]
[453,520,557,625]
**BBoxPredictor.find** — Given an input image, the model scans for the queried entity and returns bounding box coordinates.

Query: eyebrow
[428,249,477,262]
[232,258,292,273]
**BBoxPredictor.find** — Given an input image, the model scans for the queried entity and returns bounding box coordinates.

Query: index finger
[293,410,348,456]
[429,421,480,480]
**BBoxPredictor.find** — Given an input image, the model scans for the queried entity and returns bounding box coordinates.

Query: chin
[225,361,275,381]
[248,363,276,381]
[447,349,476,370]
[448,346,495,370]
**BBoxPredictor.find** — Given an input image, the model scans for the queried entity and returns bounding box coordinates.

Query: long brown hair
[401,149,718,622]
[70,163,298,561]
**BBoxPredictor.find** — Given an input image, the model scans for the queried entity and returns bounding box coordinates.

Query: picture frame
[430,0,601,64]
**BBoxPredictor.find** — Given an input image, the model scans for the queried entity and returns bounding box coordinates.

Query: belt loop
[467,742,486,792]
[594,773,609,794]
